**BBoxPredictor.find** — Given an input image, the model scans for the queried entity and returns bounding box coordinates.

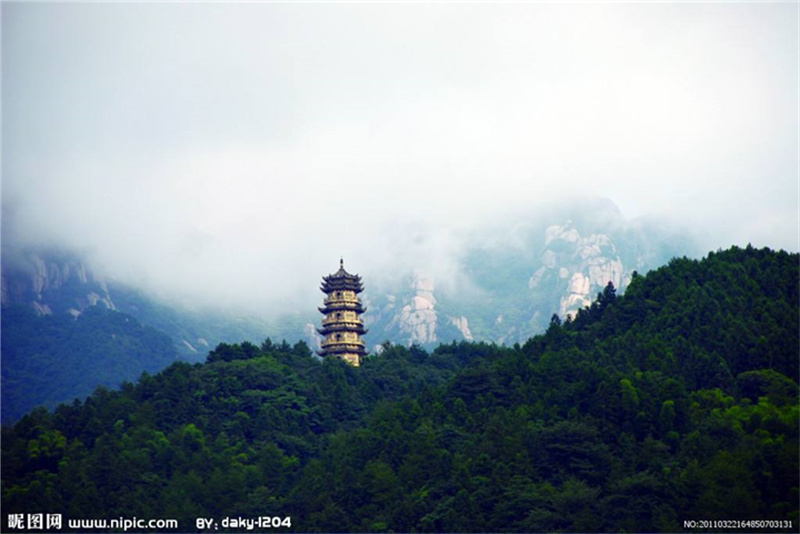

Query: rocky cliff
[529,222,629,319]
[387,270,438,345]
[1,251,280,361]
[1,253,116,316]
[362,202,696,347]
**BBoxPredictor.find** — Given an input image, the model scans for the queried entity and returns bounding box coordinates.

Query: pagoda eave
[317,326,368,335]
[320,284,364,294]
[322,273,362,282]
[318,304,367,314]
[319,347,368,357]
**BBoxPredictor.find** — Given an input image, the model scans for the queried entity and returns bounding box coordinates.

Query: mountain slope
[0,251,303,423]
[0,251,286,360]
[1,201,696,424]
[2,246,797,532]
[1,305,178,422]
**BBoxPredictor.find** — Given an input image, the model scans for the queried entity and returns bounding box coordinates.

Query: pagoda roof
[321,258,364,293]
[322,258,361,281]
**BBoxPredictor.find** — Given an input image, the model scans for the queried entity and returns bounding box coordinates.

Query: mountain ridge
[1,200,699,423]
[2,245,796,532]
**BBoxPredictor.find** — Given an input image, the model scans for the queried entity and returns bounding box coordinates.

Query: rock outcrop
[303,322,323,353]
[529,222,629,319]
[448,315,473,341]
[1,253,116,315]
[388,271,439,345]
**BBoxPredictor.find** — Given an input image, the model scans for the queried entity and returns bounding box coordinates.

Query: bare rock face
[529,222,631,319]
[86,291,115,310]
[449,315,474,341]
[29,257,89,297]
[365,272,473,345]
[541,250,557,269]
[388,270,439,345]
[303,322,323,352]
[32,301,53,316]
[545,224,580,245]
[528,266,547,289]
[1,253,116,315]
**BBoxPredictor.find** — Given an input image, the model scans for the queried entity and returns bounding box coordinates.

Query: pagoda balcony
[322,316,365,326]
[322,295,364,305]
[317,346,368,357]
[319,347,367,357]
[321,338,366,349]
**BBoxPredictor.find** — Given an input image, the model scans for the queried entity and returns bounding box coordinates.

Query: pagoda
[317,259,368,366]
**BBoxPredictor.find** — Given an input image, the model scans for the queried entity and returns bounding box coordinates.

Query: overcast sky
[2,2,797,313]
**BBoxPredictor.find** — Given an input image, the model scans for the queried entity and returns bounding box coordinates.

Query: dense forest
[2,246,798,532]
[1,306,178,422]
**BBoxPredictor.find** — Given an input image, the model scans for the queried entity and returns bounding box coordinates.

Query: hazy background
[2,2,797,314]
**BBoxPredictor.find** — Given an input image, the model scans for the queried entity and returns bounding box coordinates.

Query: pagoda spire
[317,260,367,366]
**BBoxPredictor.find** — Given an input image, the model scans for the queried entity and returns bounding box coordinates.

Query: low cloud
[2,2,796,314]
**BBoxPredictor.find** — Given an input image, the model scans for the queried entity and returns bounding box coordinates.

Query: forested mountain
[1,200,694,424]
[0,250,291,361]
[2,246,797,532]
[0,251,294,423]
[1,305,178,423]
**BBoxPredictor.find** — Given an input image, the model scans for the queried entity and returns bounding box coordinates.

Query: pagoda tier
[316,341,367,355]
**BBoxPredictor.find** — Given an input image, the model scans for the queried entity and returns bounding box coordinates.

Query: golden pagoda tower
[317,259,368,366]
